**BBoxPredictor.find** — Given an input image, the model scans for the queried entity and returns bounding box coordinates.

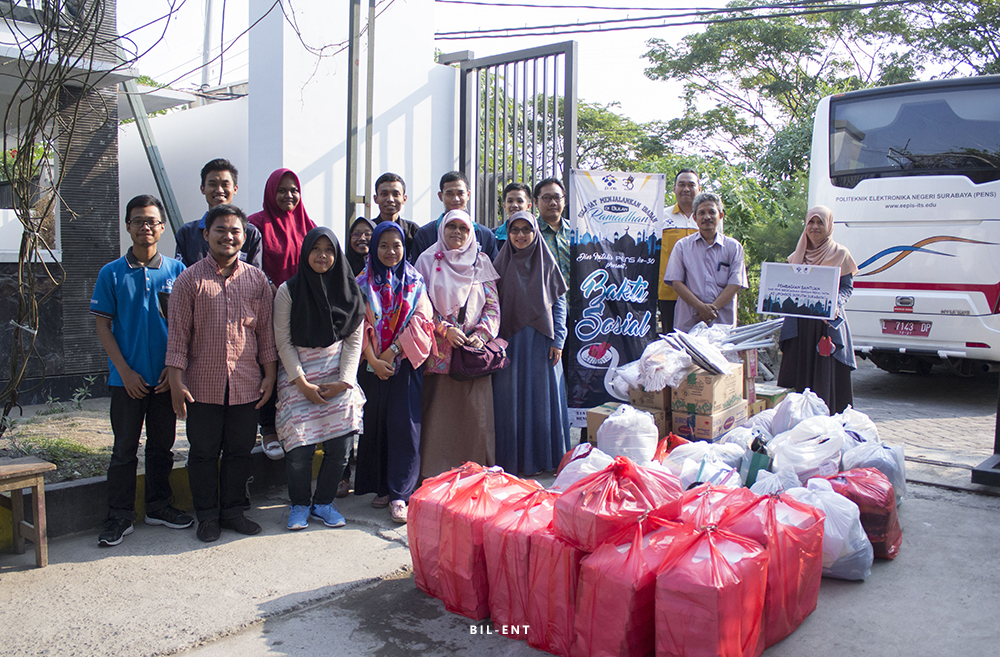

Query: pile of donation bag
[407,386,904,656]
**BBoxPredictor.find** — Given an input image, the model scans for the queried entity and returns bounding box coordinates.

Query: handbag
[448,284,510,380]
[450,336,510,381]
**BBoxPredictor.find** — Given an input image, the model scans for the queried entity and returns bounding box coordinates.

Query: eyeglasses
[539,194,564,203]
[351,231,372,239]
[508,226,534,235]
[128,219,165,228]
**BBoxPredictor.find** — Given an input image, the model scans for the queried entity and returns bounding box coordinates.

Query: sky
[116,0,732,125]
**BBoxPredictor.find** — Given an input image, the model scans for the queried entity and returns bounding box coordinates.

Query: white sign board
[757,262,841,321]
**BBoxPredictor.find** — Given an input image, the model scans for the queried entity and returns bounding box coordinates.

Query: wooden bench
[1,456,57,568]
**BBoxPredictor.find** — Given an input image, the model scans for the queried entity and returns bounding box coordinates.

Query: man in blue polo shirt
[92,194,193,547]
[409,171,498,262]
[174,158,263,269]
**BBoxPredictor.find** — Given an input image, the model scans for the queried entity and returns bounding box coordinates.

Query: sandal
[390,500,408,524]
[371,494,390,509]
[262,434,284,460]
[336,479,351,498]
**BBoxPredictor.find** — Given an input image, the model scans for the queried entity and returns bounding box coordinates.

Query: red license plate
[881,319,932,337]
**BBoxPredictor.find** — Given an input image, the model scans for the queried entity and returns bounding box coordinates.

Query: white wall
[118,98,249,257]
[119,0,458,253]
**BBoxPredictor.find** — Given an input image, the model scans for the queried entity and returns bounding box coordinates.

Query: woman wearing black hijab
[273,226,366,531]
[347,217,374,277]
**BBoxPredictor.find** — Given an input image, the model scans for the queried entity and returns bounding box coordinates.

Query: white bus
[808,75,1000,375]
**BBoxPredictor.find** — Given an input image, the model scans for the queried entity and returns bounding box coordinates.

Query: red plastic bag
[557,442,594,476]
[437,468,541,619]
[822,468,902,559]
[527,528,586,656]
[680,484,759,527]
[483,489,561,638]
[720,493,825,651]
[572,519,684,657]
[655,525,769,657]
[554,456,682,552]
[654,433,690,463]
[408,462,485,598]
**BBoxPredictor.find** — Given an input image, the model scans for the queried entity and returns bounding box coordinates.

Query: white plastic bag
[769,416,846,484]
[743,408,776,435]
[596,404,659,464]
[551,447,615,491]
[679,458,741,489]
[749,468,801,495]
[786,478,873,581]
[771,388,830,435]
[834,405,880,446]
[661,441,746,476]
[717,426,756,450]
[639,340,696,391]
[842,441,907,502]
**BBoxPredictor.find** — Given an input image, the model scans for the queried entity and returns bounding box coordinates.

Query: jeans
[107,387,177,520]
[186,398,259,522]
[285,433,354,507]
[257,386,277,436]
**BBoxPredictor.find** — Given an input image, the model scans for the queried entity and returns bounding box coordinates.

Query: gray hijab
[493,211,567,340]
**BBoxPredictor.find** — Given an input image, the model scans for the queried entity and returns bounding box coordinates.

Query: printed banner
[566,169,665,426]
[757,262,841,321]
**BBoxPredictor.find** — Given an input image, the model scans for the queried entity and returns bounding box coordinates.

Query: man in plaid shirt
[166,204,278,542]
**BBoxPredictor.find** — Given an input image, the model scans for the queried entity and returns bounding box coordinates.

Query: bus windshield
[829,82,1000,189]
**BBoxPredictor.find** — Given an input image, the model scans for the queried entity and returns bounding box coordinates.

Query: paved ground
[1,359,998,656]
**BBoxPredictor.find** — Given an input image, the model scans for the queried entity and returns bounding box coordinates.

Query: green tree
[643,1,921,166]
[575,101,667,171]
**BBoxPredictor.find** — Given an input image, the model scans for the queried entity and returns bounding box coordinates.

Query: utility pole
[201,0,214,90]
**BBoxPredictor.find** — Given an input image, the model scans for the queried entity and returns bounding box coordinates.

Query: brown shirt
[166,256,277,406]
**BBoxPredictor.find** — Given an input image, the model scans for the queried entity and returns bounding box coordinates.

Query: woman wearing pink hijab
[777,205,860,413]
[249,168,317,457]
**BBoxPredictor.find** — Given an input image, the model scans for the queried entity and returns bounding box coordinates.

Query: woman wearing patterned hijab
[778,205,860,413]
[273,227,365,531]
[492,210,571,476]
[354,221,435,523]
[415,209,501,478]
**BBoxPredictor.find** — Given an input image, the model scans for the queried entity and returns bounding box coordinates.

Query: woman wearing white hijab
[492,210,570,476]
[415,209,501,478]
[777,205,860,413]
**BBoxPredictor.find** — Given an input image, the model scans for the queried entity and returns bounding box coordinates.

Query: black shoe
[144,505,195,529]
[98,517,134,547]
[220,515,262,536]
[197,518,221,542]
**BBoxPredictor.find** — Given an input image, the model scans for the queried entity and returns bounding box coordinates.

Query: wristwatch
[389,342,401,355]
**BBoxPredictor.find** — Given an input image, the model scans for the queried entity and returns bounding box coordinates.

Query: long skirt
[420,372,496,479]
[493,326,571,476]
[275,342,365,452]
[355,359,422,502]
[778,318,854,414]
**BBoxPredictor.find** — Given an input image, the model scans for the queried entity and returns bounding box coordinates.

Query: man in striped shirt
[166,204,278,542]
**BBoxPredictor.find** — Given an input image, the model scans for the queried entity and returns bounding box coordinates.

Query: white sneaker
[389,500,408,524]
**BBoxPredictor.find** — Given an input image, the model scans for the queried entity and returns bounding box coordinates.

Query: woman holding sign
[777,205,860,413]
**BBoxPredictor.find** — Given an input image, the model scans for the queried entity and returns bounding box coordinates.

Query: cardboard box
[748,399,767,418]
[629,385,671,413]
[671,363,744,416]
[633,404,671,439]
[754,383,792,409]
[586,402,623,444]
[741,350,758,404]
[672,400,749,442]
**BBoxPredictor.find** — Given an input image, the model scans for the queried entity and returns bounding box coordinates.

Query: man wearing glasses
[534,177,571,284]
[92,195,193,547]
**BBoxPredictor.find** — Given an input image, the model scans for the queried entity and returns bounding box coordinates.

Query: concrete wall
[120,0,459,253]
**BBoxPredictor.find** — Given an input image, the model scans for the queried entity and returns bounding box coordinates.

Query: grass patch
[10,435,111,482]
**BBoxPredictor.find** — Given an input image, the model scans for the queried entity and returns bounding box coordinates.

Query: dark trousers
[258,384,277,436]
[658,299,677,335]
[107,387,177,520]
[285,433,354,507]
[186,399,259,522]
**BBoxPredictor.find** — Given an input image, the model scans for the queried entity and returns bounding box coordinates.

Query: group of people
[92,160,573,546]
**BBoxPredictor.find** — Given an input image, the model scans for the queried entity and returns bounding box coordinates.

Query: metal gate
[458,41,578,228]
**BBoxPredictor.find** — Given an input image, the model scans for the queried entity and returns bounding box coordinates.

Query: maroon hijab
[248,168,316,285]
